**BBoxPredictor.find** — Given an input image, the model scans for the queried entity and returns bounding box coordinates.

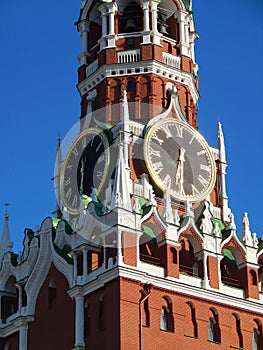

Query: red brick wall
[28,264,74,350]
[0,332,19,350]
[119,277,263,350]
[84,279,120,350]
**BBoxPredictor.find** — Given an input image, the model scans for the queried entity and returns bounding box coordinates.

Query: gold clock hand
[175,147,185,196]
[80,157,86,195]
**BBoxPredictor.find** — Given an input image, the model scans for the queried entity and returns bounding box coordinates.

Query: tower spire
[121,89,130,169]
[0,204,12,263]
[218,122,230,221]
[110,137,132,211]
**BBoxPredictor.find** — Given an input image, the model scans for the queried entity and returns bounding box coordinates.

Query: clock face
[60,128,110,215]
[144,119,216,202]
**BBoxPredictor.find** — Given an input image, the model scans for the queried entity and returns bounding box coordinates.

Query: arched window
[160,296,174,332]
[84,301,91,337]
[160,307,168,331]
[119,2,143,34]
[140,285,151,328]
[186,302,198,338]
[179,238,202,277]
[252,319,263,350]
[250,270,257,286]
[208,308,221,343]
[2,276,18,322]
[48,279,57,308]
[220,249,241,288]
[232,313,243,349]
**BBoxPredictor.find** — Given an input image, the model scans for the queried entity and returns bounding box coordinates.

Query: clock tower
[0,1,262,350]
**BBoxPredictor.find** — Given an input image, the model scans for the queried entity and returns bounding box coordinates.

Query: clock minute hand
[175,147,185,196]
[80,157,86,195]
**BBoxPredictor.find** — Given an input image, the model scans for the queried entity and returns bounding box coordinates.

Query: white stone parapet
[86,59,98,77]
[118,49,140,64]
[162,52,181,69]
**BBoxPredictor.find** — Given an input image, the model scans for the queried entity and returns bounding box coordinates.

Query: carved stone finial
[173,209,180,226]
[227,212,236,230]
[91,187,98,203]
[162,188,174,224]
[200,201,213,234]
[134,197,141,214]
[242,212,253,246]
[252,232,258,248]
[183,200,194,218]
[103,180,112,213]
[213,222,221,237]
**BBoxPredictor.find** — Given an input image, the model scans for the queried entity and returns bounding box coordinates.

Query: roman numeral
[149,146,160,158]
[189,134,195,144]
[152,161,163,175]
[175,124,183,138]
[160,124,172,138]
[64,178,71,187]
[197,149,206,156]
[81,137,87,150]
[200,164,210,172]
[96,141,102,153]
[98,154,105,164]
[96,170,103,181]
[72,195,78,208]
[191,184,200,196]
[65,187,73,201]
[72,148,79,157]
[163,174,171,186]
[198,174,209,188]
[66,164,73,170]
[151,132,164,145]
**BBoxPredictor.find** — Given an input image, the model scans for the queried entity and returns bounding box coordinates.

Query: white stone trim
[77,59,199,103]
[68,265,263,314]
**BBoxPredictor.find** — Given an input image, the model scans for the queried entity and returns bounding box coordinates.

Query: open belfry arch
[0,1,262,350]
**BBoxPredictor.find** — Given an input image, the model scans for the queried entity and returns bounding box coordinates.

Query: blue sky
[0,0,262,251]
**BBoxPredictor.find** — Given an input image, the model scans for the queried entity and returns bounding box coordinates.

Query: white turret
[110,141,132,211]
[242,212,253,246]
[0,205,12,263]
[218,122,230,222]
[121,90,130,169]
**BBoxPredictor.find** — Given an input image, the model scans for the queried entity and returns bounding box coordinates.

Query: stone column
[202,253,210,289]
[142,1,150,31]
[98,4,107,50]
[83,248,88,275]
[177,10,189,56]
[78,20,90,66]
[19,324,28,350]
[151,0,161,44]
[106,3,117,47]
[75,295,85,347]
[141,0,151,44]
[73,253,78,282]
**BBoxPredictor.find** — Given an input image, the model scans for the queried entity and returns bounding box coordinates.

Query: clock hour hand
[175,147,185,196]
[80,157,86,195]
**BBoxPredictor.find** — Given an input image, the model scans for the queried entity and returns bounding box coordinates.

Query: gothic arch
[87,3,102,50]
[118,1,143,34]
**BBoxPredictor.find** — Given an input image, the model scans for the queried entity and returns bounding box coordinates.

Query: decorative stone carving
[200,201,213,234]
[242,212,253,246]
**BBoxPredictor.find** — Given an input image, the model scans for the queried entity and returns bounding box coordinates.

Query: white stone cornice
[77,59,199,103]
[0,316,34,337]
[68,265,262,314]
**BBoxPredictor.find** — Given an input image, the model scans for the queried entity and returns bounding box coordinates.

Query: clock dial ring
[60,127,110,215]
[143,118,216,202]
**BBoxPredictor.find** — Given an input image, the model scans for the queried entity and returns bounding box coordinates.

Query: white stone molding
[220,228,247,267]
[77,59,199,103]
